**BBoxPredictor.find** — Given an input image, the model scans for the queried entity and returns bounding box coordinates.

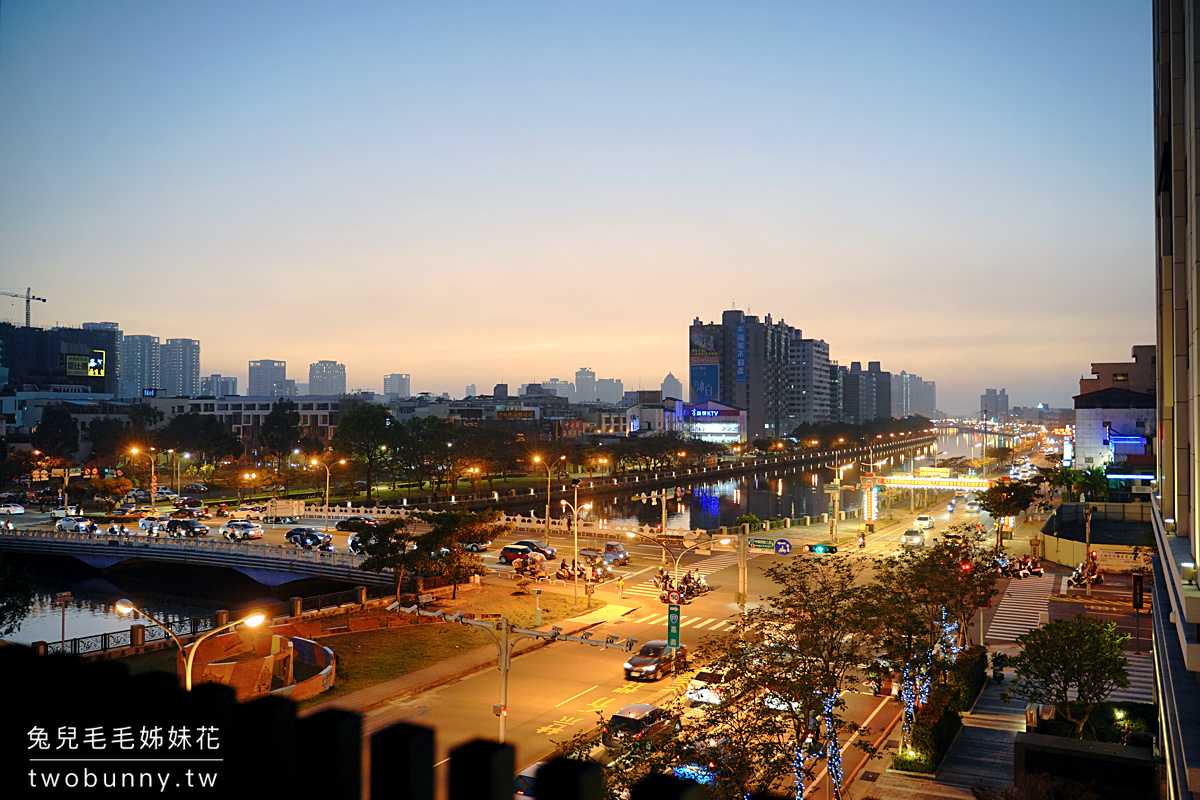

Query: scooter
[1068,563,1104,588]
[991,652,1007,683]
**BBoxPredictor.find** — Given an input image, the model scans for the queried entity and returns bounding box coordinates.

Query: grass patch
[113,648,180,679]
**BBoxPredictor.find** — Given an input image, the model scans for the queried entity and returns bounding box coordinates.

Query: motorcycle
[1068,562,1104,588]
[991,652,1007,683]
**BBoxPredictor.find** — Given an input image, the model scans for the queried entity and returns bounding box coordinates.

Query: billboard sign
[735,322,746,382]
[498,410,535,420]
[87,350,106,377]
[689,325,719,364]
[64,354,89,376]
[690,365,719,403]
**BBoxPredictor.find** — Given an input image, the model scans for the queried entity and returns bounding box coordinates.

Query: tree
[128,404,164,434]
[157,414,242,463]
[91,476,133,511]
[31,405,79,460]
[1076,467,1110,502]
[84,417,133,463]
[355,517,419,603]
[0,449,40,487]
[977,481,1039,537]
[0,554,34,637]
[1004,615,1129,739]
[259,399,301,468]
[331,404,391,500]
[414,510,507,598]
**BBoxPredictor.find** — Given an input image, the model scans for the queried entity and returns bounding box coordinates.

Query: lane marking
[555,684,600,708]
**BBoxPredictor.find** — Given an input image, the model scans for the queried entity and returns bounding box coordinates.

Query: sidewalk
[849,645,1025,799]
[301,595,641,720]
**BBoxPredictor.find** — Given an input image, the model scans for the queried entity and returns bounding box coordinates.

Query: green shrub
[892,647,985,773]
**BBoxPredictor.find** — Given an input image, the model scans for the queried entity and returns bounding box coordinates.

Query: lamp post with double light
[167,450,190,496]
[533,455,566,536]
[130,447,157,505]
[559,480,592,603]
[312,458,346,530]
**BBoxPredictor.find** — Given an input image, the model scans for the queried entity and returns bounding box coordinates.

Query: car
[336,516,379,531]
[513,761,544,797]
[458,539,491,552]
[165,519,210,537]
[497,544,533,565]
[50,506,81,519]
[0,504,25,515]
[601,703,674,748]
[139,515,171,532]
[229,506,263,520]
[513,540,558,560]
[170,507,213,519]
[172,497,203,508]
[685,669,728,706]
[219,520,264,541]
[153,489,178,500]
[601,541,631,565]
[914,515,935,530]
[286,527,332,549]
[965,501,981,513]
[899,529,926,548]
[623,640,687,681]
[182,483,208,493]
[56,516,95,533]
[129,506,158,516]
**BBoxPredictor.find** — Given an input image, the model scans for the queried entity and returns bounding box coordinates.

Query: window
[1113,373,1128,381]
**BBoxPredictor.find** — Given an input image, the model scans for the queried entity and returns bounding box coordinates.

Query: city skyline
[0,2,1152,413]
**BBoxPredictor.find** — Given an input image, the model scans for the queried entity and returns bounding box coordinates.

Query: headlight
[645,665,656,672]
[623,662,632,669]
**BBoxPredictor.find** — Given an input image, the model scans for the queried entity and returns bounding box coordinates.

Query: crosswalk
[622,552,745,599]
[1107,652,1154,704]
[624,611,739,633]
[986,576,1056,642]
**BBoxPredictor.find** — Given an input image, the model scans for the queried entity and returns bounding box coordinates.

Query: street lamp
[115,598,186,656]
[241,472,257,505]
[130,447,157,505]
[167,450,191,496]
[532,455,566,536]
[560,480,592,603]
[182,611,267,691]
[312,458,346,530]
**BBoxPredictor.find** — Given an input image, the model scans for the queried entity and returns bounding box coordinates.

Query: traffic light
[802,544,839,555]
[104,468,110,476]
[1090,551,1098,559]
[960,561,973,573]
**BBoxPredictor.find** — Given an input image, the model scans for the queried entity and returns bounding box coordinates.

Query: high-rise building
[915,380,937,417]
[82,323,121,385]
[1,323,118,395]
[274,379,297,397]
[384,373,411,399]
[576,368,597,402]
[542,378,573,398]
[121,335,160,397]
[465,384,477,397]
[892,371,937,418]
[829,362,845,423]
[161,338,201,397]
[787,336,831,426]
[689,310,791,438]
[842,362,876,425]
[493,383,509,400]
[596,378,624,404]
[661,372,683,400]
[249,360,286,397]
[200,374,238,398]
[868,362,892,420]
[309,360,347,395]
[980,388,1009,420]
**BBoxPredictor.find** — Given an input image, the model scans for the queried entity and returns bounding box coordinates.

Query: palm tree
[1048,467,1082,501]
[1076,467,1110,502]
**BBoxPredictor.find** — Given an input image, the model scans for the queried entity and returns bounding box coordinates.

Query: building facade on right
[120,334,160,398]
[1152,3,1200,795]
[980,388,1009,420]
[309,360,347,396]
[384,373,411,399]
[161,338,201,397]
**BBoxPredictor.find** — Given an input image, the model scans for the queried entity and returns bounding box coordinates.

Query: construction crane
[0,287,47,327]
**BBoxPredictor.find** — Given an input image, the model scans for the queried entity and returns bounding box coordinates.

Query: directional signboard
[774,539,792,555]
[667,603,681,647]
[749,538,774,550]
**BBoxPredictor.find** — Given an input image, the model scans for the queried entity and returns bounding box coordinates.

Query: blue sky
[0,1,1152,413]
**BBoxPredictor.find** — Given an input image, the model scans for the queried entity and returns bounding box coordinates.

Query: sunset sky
[0,1,1152,414]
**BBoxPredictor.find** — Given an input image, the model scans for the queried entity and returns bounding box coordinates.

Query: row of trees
[551,526,1001,800]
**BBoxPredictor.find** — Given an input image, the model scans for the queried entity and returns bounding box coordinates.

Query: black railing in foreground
[1,646,786,799]
[43,584,395,657]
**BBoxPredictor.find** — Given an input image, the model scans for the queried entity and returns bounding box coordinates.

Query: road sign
[667,603,681,647]
[667,590,681,605]
[749,538,774,550]
[774,539,792,555]
[823,483,839,493]
[51,469,65,478]
[1132,572,1144,610]
[68,468,81,477]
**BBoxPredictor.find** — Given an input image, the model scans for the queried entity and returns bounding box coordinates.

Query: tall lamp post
[312,458,346,530]
[560,480,592,603]
[634,488,677,564]
[115,598,186,656]
[167,450,191,496]
[533,455,566,536]
[130,447,157,505]
[182,611,267,691]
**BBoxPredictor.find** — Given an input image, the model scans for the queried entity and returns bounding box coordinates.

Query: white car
[900,528,926,547]
[56,517,94,532]
[229,506,263,520]
[914,515,935,530]
[219,520,264,541]
[0,504,24,515]
[685,670,727,706]
[50,506,81,519]
[965,501,981,513]
[139,515,170,532]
